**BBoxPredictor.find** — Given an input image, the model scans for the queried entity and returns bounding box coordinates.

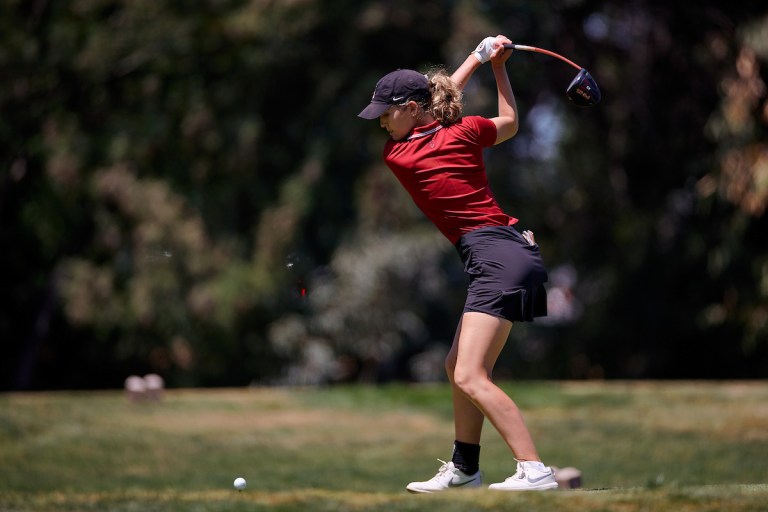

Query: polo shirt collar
[407,120,443,141]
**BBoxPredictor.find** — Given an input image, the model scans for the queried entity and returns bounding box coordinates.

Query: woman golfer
[358,36,558,492]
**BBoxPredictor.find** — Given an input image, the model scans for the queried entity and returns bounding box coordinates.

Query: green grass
[1,382,767,511]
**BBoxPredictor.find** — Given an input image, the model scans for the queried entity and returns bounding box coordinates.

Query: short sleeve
[461,116,497,147]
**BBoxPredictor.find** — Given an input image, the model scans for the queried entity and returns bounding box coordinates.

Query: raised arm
[450,54,483,92]
[452,36,519,144]
[488,45,519,144]
[450,35,504,91]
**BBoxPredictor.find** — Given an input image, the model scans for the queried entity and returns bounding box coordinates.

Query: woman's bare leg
[446,316,499,444]
[446,311,540,461]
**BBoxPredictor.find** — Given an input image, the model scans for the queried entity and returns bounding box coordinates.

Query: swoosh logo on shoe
[525,474,554,484]
[448,478,479,488]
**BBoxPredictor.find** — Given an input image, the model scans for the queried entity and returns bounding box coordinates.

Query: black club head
[566,68,601,107]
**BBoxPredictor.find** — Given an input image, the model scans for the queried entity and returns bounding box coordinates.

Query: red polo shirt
[383,116,518,244]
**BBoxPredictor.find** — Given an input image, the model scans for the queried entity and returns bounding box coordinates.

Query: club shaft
[503,44,583,71]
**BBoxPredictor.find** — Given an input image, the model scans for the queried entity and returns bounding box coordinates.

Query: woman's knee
[452,368,490,400]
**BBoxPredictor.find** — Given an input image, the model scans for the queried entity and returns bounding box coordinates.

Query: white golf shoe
[488,460,559,491]
[406,460,482,493]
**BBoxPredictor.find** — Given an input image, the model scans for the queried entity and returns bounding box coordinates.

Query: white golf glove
[472,36,499,63]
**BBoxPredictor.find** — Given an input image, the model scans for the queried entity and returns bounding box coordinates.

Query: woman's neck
[415,113,436,127]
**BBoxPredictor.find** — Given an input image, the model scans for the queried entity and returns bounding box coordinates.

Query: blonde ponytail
[425,68,463,126]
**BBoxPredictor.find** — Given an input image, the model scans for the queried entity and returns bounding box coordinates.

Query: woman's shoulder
[446,116,496,146]
[453,116,494,129]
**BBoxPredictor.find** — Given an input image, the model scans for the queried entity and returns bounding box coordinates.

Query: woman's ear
[407,101,420,118]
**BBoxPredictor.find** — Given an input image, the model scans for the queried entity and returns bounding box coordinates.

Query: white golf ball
[233,477,246,490]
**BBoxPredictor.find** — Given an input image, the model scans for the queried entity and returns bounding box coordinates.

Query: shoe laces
[432,459,454,480]
[511,459,527,480]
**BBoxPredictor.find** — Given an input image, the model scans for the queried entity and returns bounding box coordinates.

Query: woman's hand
[489,35,514,68]
[473,35,513,64]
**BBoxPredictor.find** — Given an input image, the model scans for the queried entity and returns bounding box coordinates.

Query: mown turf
[1,382,767,511]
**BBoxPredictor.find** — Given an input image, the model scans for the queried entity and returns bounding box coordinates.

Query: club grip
[503,44,535,51]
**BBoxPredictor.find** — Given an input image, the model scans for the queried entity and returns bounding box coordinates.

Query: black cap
[358,69,429,119]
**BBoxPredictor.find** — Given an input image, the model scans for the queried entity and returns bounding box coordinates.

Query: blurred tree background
[1,0,767,390]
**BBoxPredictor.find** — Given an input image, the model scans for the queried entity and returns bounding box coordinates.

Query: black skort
[455,226,548,322]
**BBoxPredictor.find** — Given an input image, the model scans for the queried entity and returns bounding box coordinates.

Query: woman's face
[379,104,417,141]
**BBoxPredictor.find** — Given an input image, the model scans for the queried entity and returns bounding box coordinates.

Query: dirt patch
[115,389,446,446]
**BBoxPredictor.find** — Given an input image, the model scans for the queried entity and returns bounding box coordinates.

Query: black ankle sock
[451,440,480,475]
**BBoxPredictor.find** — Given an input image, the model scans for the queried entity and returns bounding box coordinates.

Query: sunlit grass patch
[1,382,767,511]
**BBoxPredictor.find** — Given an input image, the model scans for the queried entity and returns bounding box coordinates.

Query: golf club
[502,43,601,107]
